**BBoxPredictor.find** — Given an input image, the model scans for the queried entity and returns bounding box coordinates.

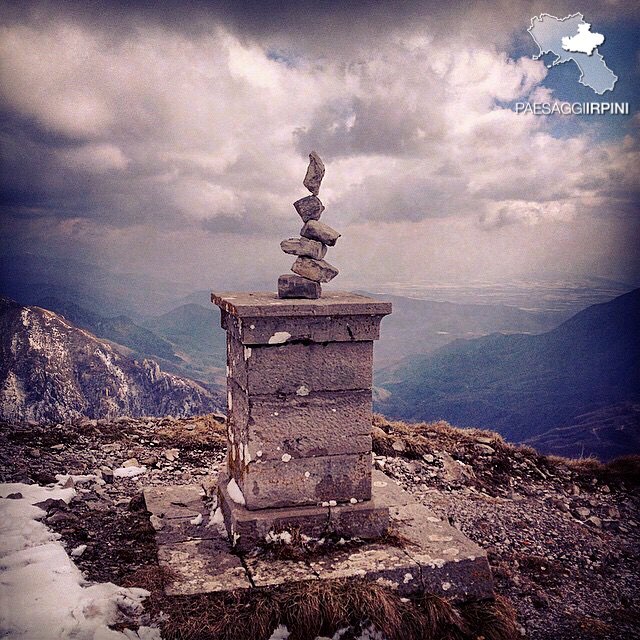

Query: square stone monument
[212,290,393,551]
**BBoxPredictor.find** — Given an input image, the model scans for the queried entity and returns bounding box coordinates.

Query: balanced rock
[294,195,324,222]
[278,274,321,299]
[280,237,327,260]
[291,256,339,283]
[301,220,341,246]
[303,151,325,196]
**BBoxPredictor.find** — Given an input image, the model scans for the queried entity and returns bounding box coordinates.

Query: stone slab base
[217,470,390,554]
[144,472,493,601]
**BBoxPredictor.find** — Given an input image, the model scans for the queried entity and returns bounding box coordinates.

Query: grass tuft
[147,578,518,640]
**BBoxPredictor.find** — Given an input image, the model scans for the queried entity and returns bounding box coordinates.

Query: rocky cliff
[0,298,222,422]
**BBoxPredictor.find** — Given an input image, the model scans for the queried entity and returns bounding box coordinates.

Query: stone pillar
[212,291,391,551]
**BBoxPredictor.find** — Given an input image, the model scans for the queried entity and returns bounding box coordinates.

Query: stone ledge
[222,311,386,345]
[212,291,392,318]
[149,473,493,601]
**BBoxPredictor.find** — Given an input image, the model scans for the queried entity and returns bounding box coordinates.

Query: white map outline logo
[528,13,618,94]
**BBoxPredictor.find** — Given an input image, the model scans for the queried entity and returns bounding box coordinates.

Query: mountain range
[375,289,640,459]
[0,298,222,423]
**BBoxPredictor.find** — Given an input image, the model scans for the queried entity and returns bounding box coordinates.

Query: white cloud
[57,144,129,173]
[0,6,637,287]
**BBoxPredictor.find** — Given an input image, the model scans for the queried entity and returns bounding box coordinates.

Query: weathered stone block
[235,452,372,510]
[277,273,321,299]
[218,471,387,553]
[329,499,390,540]
[280,237,327,259]
[158,538,251,595]
[300,220,340,246]
[227,381,372,462]
[293,196,324,222]
[303,151,325,196]
[245,555,319,587]
[388,501,493,600]
[150,475,492,601]
[309,544,422,596]
[144,485,215,544]
[223,310,386,345]
[291,256,339,283]
[213,291,391,320]
[144,484,206,520]
[228,336,373,395]
[218,471,330,553]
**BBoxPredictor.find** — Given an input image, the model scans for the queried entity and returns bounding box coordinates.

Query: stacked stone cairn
[278,151,340,299]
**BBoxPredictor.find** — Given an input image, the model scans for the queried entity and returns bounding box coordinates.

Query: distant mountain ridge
[0,298,222,423]
[375,289,640,458]
[524,402,640,461]
[36,297,180,363]
[359,291,569,365]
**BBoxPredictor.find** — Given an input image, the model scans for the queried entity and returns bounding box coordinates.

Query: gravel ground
[1,414,638,640]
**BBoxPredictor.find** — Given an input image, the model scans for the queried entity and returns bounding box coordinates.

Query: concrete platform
[144,472,494,601]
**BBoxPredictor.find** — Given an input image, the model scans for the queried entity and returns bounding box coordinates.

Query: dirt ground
[1,414,638,640]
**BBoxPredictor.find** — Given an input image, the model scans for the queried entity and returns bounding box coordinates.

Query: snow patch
[0,482,153,640]
[227,478,246,506]
[296,385,310,397]
[113,466,147,478]
[268,331,291,345]
[208,507,224,526]
[265,530,293,545]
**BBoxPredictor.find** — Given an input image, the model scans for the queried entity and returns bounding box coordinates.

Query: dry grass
[156,414,227,449]
[545,453,640,487]
[139,577,518,640]
[372,414,512,460]
[372,414,640,491]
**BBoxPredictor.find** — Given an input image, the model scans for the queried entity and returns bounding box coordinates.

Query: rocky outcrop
[0,298,221,423]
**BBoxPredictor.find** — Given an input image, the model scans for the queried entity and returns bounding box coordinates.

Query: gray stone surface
[277,274,321,299]
[158,538,251,595]
[227,335,373,395]
[280,237,327,260]
[212,291,391,319]
[144,484,206,519]
[309,543,422,596]
[234,451,373,510]
[151,476,492,601]
[144,485,214,544]
[300,220,341,246]
[329,499,390,540]
[218,471,388,553]
[303,151,325,196]
[388,501,493,601]
[219,471,330,552]
[245,555,319,587]
[293,196,324,222]
[227,381,372,461]
[291,256,339,283]
[222,309,387,345]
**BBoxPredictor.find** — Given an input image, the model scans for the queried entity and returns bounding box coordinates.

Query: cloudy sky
[1,0,639,295]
